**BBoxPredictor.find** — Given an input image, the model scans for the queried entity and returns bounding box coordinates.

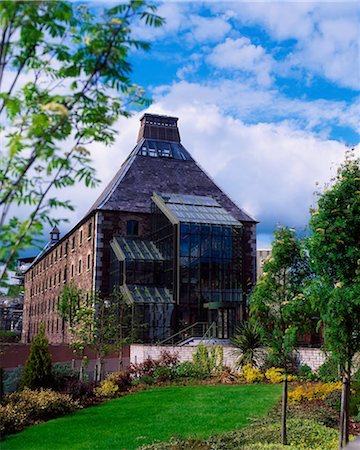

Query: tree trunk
[281,373,288,446]
[99,356,104,382]
[118,345,123,371]
[339,374,346,449]
[339,360,351,449]
[344,360,351,445]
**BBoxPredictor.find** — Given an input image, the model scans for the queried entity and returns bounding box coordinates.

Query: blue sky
[18,1,360,251]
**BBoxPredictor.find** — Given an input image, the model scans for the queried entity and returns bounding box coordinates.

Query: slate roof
[88,114,256,223]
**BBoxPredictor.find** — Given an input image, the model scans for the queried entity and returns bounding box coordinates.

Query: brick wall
[1,343,130,374]
[22,215,96,344]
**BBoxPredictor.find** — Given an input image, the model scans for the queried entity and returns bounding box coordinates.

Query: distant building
[0,257,34,335]
[256,249,272,279]
[22,114,257,343]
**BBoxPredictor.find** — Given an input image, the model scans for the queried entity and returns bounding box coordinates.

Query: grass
[2,384,282,450]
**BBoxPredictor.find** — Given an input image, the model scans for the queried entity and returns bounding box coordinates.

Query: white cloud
[208,37,273,86]
[153,80,359,134]
[187,15,231,43]
[224,2,360,89]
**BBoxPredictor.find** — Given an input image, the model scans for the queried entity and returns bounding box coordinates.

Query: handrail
[199,321,217,344]
[157,322,208,345]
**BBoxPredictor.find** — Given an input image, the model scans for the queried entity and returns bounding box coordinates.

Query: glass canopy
[120,285,174,304]
[111,236,164,261]
[154,193,241,226]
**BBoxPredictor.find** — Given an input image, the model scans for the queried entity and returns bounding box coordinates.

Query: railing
[199,321,217,344]
[158,322,211,346]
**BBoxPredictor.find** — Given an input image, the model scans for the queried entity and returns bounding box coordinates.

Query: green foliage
[3,367,22,395]
[0,331,20,343]
[308,152,360,369]
[141,419,339,450]
[0,0,164,281]
[231,320,262,368]
[317,356,340,382]
[21,324,53,390]
[251,226,311,370]
[94,380,119,399]
[192,344,223,376]
[0,388,78,436]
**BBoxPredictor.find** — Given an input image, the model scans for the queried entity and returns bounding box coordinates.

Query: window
[78,259,82,274]
[71,264,74,278]
[127,220,139,236]
[63,268,67,283]
[88,222,92,239]
[65,242,68,255]
[87,254,91,270]
[71,236,75,250]
[80,230,83,246]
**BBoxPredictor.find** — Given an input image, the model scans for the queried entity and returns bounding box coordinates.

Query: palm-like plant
[231,321,263,368]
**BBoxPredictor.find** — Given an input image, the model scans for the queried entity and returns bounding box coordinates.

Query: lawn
[2,384,282,450]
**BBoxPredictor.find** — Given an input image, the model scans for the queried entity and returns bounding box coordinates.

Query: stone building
[22,114,257,344]
[256,248,272,279]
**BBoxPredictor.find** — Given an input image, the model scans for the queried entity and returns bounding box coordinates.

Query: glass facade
[109,193,243,342]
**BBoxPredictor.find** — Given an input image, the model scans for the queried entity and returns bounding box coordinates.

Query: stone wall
[130,344,326,372]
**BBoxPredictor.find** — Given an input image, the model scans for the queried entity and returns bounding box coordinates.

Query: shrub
[52,363,78,391]
[21,324,54,390]
[192,344,223,376]
[298,364,313,379]
[324,388,342,411]
[289,382,342,403]
[157,350,179,368]
[0,388,78,436]
[239,364,264,383]
[317,356,340,382]
[61,378,95,402]
[153,366,173,383]
[94,380,119,398]
[173,361,204,380]
[106,371,131,392]
[231,320,262,368]
[265,367,296,383]
[216,368,238,384]
[3,367,22,395]
[138,375,155,385]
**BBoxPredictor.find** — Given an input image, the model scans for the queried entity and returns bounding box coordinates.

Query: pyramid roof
[88,114,256,223]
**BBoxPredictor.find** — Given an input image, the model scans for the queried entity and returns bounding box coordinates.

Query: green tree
[308,150,360,448]
[21,323,53,389]
[0,1,164,282]
[251,226,311,445]
[59,284,140,382]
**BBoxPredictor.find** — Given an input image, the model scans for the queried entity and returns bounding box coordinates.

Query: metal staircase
[157,321,217,346]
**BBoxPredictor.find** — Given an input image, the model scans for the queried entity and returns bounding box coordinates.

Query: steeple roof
[88,114,256,223]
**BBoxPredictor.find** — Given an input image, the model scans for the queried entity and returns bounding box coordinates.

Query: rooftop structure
[22,114,257,344]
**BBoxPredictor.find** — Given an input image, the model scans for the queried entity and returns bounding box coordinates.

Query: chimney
[50,225,60,242]
[137,114,181,143]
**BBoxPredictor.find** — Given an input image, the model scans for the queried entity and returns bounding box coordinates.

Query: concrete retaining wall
[130,344,326,372]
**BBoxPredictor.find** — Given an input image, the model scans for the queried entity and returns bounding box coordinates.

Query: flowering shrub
[239,364,264,383]
[0,388,78,436]
[265,367,284,383]
[265,367,297,383]
[129,351,179,380]
[289,382,342,403]
[106,371,131,392]
[94,380,119,398]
